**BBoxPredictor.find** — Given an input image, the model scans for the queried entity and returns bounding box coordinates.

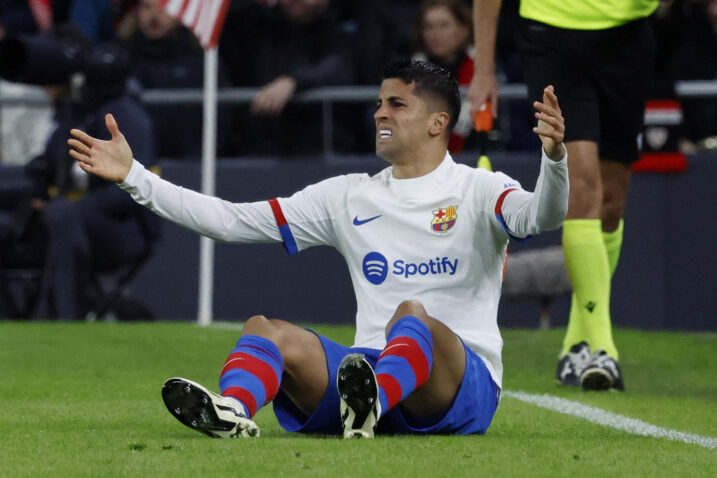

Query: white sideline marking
[205,321,245,331]
[504,390,717,450]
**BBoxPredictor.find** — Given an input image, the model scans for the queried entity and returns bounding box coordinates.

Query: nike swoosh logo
[353,215,382,226]
[382,343,408,354]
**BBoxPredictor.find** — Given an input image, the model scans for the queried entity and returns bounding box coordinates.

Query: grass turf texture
[1,322,714,477]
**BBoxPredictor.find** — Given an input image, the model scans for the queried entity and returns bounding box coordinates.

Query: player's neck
[390,148,447,180]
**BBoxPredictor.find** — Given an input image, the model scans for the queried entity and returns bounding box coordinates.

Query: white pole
[197,47,218,326]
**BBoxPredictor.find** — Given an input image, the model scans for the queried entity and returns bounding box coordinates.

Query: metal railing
[1,81,715,156]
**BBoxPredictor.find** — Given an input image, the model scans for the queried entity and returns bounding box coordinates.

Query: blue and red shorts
[272,331,499,435]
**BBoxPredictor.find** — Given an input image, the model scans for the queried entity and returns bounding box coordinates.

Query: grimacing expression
[374,78,443,163]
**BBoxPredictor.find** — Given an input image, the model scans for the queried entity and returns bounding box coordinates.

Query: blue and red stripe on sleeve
[268,198,299,255]
[494,188,532,242]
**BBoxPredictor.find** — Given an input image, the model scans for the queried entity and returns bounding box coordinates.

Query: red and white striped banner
[160,0,230,50]
[27,0,53,31]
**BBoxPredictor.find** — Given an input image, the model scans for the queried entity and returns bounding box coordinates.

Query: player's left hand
[532,85,566,161]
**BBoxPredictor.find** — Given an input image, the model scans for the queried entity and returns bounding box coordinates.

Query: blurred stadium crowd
[0,0,715,320]
[0,0,715,162]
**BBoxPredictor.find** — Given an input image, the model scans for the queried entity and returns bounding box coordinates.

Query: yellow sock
[560,219,618,358]
[603,219,624,277]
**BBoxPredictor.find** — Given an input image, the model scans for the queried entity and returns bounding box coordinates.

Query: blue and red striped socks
[376,316,434,417]
[219,335,284,418]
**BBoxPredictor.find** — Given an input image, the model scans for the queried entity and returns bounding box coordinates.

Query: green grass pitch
[1,321,715,477]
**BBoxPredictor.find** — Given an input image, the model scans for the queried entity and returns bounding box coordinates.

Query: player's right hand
[68,113,134,183]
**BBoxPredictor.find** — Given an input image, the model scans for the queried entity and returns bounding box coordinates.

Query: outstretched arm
[68,113,134,183]
[68,113,284,244]
[500,85,568,235]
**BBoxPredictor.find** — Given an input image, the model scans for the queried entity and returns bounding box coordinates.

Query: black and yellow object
[474,101,493,172]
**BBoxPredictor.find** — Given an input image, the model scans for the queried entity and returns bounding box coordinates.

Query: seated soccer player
[68,60,568,438]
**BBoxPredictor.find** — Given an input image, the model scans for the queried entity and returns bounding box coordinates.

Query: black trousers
[34,197,148,319]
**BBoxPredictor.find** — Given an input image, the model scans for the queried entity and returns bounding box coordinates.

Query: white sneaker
[580,350,624,391]
[161,377,260,438]
[556,341,592,387]
[337,354,381,439]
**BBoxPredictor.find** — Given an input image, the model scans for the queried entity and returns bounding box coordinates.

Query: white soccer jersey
[120,150,568,388]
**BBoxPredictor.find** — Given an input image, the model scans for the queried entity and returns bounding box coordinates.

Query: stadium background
[0,0,715,330]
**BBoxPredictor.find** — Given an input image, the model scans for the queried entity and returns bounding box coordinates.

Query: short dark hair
[382,59,461,133]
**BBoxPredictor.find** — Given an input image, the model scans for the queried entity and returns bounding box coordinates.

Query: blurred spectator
[327,0,406,153]
[122,0,232,159]
[331,0,402,85]
[219,0,356,156]
[67,0,137,43]
[0,0,40,38]
[667,0,717,152]
[0,25,159,319]
[381,0,426,59]
[411,0,475,152]
[0,1,50,166]
[0,80,53,165]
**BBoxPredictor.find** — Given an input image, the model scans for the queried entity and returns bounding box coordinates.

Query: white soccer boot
[580,350,625,391]
[161,377,260,438]
[556,341,592,387]
[337,354,381,439]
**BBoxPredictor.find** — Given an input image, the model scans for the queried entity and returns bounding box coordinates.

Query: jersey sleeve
[120,160,284,245]
[120,160,349,254]
[485,170,531,241]
[491,148,569,239]
[268,175,349,254]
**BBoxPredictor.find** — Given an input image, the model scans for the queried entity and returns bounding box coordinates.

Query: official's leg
[514,20,612,370]
[572,159,632,360]
[600,160,631,234]
[577,18,655,390]
[564,141,602,220]
[569,161,631,391]
[560,140,612,360]
[381,300,465,420]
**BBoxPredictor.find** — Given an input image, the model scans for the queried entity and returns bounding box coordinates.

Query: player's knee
[243,314,277,339]
[243,315,298,351]
[393,300,429,319]
[386,300,431,335]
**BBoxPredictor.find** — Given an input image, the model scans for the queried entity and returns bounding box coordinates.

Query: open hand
[532,85,566,161]
[68,114,134,183]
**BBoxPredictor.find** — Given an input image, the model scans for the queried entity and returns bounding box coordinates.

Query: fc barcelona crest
[431,205,458,233]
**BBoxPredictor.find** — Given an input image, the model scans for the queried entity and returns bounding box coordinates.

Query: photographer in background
[0,25,159,319]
